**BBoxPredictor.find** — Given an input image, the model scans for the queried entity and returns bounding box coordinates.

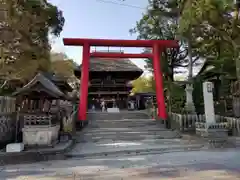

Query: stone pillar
[195,82,229,148]
[203,82,215,124]
[184,84,195,113]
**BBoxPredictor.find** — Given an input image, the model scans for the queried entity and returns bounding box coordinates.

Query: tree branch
[0,80,8,89]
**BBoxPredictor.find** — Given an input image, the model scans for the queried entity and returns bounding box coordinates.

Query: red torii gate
[63,38,178,122]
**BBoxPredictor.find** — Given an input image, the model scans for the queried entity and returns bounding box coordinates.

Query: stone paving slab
[1,149,240,179]
[0,140,74,165]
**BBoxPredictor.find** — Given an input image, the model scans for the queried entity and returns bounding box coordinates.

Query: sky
[48,0,149,71]
[48,0,199,79]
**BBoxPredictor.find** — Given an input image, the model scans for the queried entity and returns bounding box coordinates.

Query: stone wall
[0,96,16,147]
[0,113,16,145]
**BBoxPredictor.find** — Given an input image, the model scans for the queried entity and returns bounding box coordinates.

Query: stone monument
[195,82,229,147]
[184,83,196,113]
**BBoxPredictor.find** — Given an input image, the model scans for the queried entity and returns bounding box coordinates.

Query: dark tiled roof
[41,72,68,82]
[40,72,73,91]
[12,73,65,98]
[77,58,143,72]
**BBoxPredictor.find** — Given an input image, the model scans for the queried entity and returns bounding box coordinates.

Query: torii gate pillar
[63,38,178,123]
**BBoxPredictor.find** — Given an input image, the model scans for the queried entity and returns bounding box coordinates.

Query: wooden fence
[232,80,240,117]
[169,112,240,136]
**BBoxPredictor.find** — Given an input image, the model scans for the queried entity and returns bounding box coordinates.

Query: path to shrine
[1,112,240,179]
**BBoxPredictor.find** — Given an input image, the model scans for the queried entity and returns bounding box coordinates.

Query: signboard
[207,83,212,93]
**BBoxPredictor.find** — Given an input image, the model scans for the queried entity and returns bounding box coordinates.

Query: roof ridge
[76,58,143,72]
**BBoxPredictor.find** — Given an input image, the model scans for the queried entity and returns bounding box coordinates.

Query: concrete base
[22,125,60,146]
[195,122,229,148]
[107,108,120,113]
[195,122,228,137]
[6,143,24,152]
[184,102,196,113]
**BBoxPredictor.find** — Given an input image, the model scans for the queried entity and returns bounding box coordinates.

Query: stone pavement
[1,112,239,179]
[1,149,240,179]
[0,140,74,165]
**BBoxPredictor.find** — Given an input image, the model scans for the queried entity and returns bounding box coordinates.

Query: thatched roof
[76,58,143,72]
[12,73,66,99]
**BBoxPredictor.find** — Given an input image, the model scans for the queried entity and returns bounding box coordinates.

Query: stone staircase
[66,111,204,158]
[84,111,181,141]
[87,111,150,121]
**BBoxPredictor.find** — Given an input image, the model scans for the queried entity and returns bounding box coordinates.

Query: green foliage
[166,81,186,113]
[192,77,204,114]
[130,0,189,81]
[179,0,240,79]
[131,76,154,94]
[0,0,65,82]
[50,52,76,79]
[179,0,234,35]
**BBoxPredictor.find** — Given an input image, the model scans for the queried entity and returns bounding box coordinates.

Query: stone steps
[77,135,180,142]
[88,118,161,129]
[80,129,172,136]
[82,129,170,135]
[66,144,204,158]
[88,123,158,128]
[68,111,185,158]
[87,111,150,121]
[80,131,179,137]
[82,127,167,132]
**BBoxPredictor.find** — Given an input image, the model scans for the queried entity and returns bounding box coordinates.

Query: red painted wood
[152,44,167,120]
[90,52,152,59]
[79,43,90,121]
[63,38,179,121]
[63,38,178,48]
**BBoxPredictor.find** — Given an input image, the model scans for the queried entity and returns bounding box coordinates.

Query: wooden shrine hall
[74,50,143,110]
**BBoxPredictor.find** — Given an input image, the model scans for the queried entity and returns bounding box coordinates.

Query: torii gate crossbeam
[63,38,178,123]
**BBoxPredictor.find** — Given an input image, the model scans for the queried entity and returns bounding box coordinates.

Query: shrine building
[74,51,143,110]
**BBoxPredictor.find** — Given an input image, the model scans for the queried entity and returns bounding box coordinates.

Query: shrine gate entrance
[63,38,178,122]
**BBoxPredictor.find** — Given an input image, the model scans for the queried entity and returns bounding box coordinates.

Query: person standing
[101,99,106,112]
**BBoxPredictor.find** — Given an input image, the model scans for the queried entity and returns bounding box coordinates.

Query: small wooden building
[12,72,73,146]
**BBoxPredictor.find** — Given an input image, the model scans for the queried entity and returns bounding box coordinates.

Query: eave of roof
[12,73,65,98]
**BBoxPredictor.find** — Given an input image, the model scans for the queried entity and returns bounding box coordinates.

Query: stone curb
[0,140,75,166]
[66,144,205,159]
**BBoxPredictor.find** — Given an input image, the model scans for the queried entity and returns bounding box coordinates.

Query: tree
[179,0,240,79]
[0,0,65,84]
[50,52,80,90]
[130,0,202,81]
[50,52,76,79]
[131,76,154,94]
